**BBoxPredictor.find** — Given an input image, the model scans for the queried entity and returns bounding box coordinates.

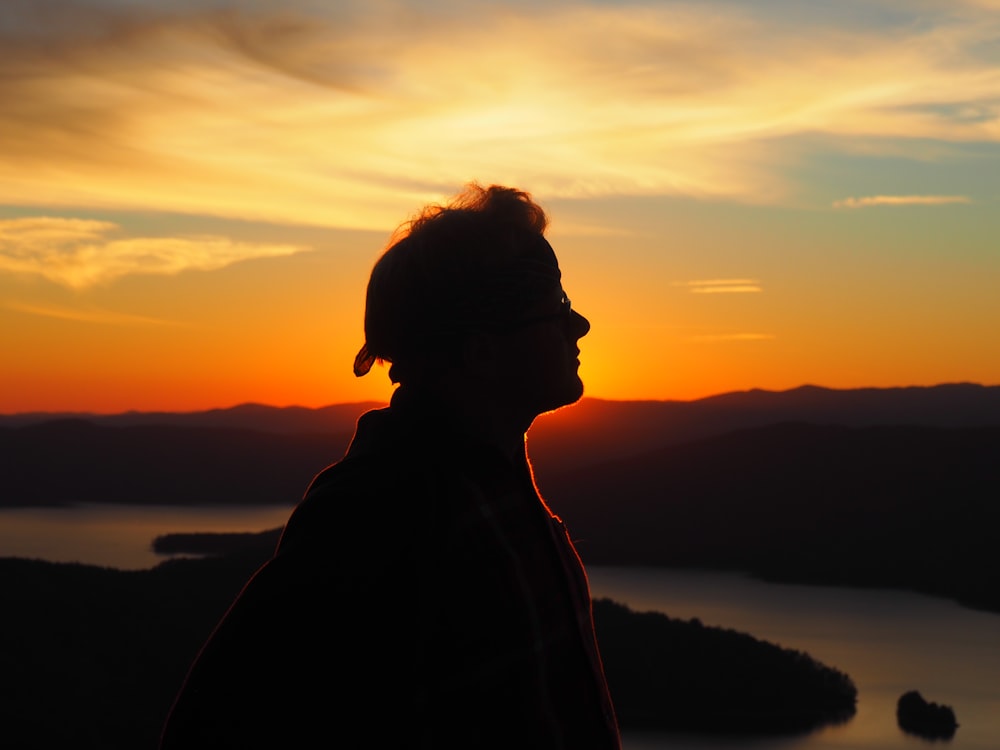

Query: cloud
[689,333,776,342]
[676,279,763,293]
[0,217,309,289]
[833,195,973,208]
[3,299,181,326]
[0,0,998,227]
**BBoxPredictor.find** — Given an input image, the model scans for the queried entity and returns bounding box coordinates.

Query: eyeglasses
[504,293,572,330]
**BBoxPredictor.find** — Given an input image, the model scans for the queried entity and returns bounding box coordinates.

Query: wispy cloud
[0,217,309,289]
[675,279,763,293]
[689,333,776,342]
[0,0,998,227]
[833,195,973,208]
[3,299,181,326]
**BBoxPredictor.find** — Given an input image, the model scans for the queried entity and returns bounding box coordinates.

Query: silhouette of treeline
[0,549,855,750]
[595,599,856,734]
[0,554,265,750]
[152,528,282,556]
[896,690,958,739]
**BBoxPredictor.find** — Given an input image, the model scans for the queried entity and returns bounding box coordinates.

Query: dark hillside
[0,554,262,750]
[5,383,999,510]
[0,421,351,507]
[0,401,382,433]
[527,383,1000,484]
[0,552,855,749]
[2,385,998,612]
[542,422,1000,612]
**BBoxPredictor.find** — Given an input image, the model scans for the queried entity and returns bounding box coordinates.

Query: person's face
[491,283,591,420]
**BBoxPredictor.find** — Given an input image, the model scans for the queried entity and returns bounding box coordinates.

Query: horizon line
[2,381,995,419]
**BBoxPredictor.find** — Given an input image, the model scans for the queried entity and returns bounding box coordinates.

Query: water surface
[0,503,292,569]
[2,505,996,749]
[589,567,1000,750]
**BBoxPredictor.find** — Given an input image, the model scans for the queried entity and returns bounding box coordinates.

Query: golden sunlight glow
[2,300,182,327]
[833,195,973,208]
[689,333,776,342]
[0,218,308,289]
[690,286,763,294]
[1,2,998,230]
[678,280,764,294]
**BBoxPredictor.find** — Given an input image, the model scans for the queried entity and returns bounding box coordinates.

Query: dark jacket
[160,388,620,749]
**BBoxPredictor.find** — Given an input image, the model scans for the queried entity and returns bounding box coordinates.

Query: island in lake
[896,690,958,739]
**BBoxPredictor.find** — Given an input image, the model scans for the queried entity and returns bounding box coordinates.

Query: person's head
[354,183,590,419]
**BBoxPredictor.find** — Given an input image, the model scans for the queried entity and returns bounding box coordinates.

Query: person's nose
[570,309,590,338]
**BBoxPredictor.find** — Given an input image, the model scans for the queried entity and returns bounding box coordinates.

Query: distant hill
[0,420,353,507]
[3,383,998,506]
[540,421,1000,613]
[5,384,999,434]
[0,401,383,434]
[3,383,999,612]
[526,382,1000,483]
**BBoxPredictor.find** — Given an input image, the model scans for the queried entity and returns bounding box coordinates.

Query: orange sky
[2,0,999,414]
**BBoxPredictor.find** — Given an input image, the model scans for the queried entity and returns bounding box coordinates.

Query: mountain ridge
[3,382,998,435]
[3,382,998,613]
[4,383,999,510]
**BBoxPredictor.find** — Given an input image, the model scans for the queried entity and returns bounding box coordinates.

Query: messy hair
[354,183,556,384]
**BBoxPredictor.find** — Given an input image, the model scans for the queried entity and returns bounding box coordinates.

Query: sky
[2,0,998,414]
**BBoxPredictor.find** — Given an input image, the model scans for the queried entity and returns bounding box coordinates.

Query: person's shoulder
[277,447,443,554]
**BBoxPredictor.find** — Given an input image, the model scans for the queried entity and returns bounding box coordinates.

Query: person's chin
[548,377,585,411]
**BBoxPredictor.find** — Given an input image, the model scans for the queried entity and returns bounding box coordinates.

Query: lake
[2,504,997,749]
[0,503,295,569]
[587,567,1000,750]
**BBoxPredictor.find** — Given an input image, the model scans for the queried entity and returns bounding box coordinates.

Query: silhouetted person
[160,184,621,749]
